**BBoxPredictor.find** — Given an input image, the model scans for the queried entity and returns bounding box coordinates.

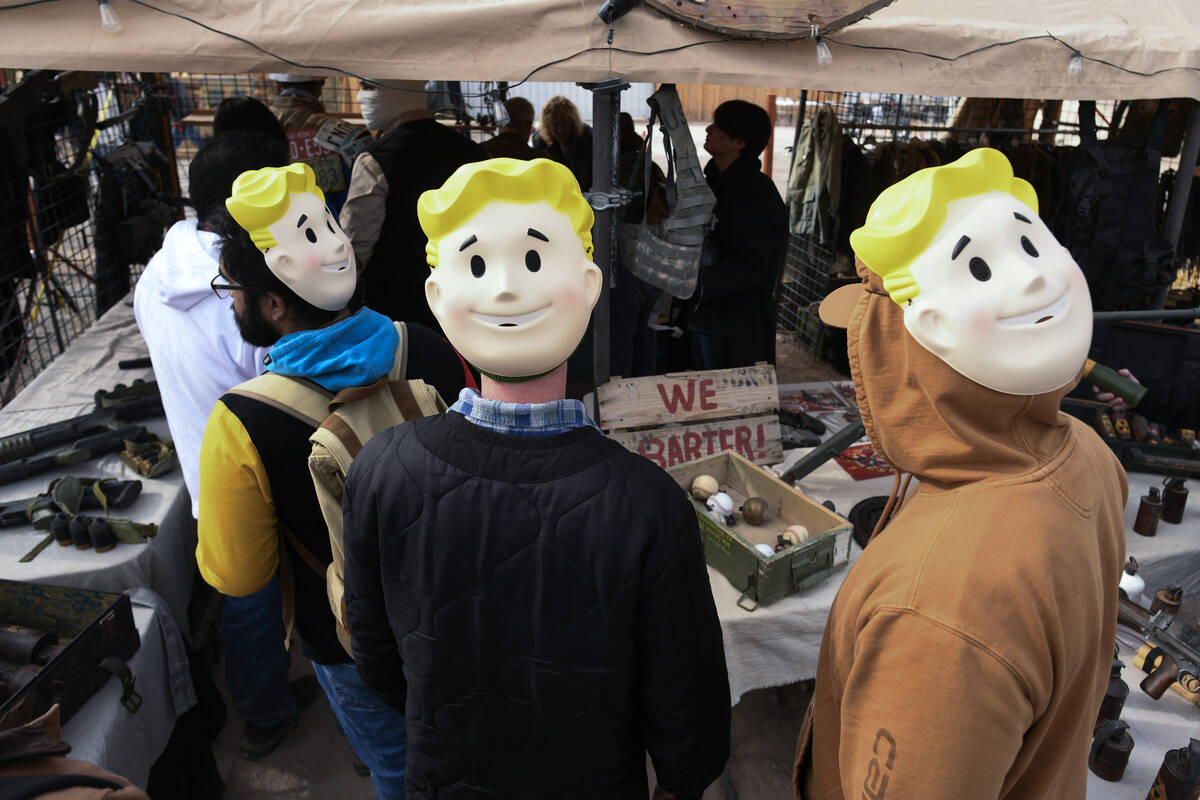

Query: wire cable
[0,0,61,8]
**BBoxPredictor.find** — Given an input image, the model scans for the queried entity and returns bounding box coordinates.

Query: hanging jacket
[793,267,1127,799]
[1050,101,1175,310]
[787,104,842,245]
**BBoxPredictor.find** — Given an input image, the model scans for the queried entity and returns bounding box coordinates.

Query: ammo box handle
[791,546,834,589]
[736,586,759,613]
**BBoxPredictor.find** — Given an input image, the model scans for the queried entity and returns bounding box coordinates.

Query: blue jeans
[312,661,407,800]
[221,577,294,726]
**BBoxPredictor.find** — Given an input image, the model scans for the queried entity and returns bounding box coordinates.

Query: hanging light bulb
[1067,50,1082,78]
[815,38,833,67]
[97,0,122,32]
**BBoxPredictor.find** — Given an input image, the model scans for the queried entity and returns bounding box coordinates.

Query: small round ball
[783,524,811,544]
[691,474,719,501]
[707,492,734,516]
[741,497,769,526]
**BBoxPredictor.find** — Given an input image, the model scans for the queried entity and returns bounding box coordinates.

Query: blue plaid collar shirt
[449,388,602,436]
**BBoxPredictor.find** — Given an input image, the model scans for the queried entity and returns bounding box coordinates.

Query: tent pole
[583,78,627,418]
[1157,102,1200,308]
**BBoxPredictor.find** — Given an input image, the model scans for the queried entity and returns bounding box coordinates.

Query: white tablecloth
[0,298,198,786]
[0,299,195,631]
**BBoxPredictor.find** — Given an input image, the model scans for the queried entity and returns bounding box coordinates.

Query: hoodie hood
[154,220,223,312]
[266,307,398,392]
[846,265,1076,490]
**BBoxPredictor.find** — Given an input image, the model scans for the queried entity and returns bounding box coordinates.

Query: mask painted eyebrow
[1013,212,1032,224]
[296,214,308,228]
[458,234,478,252]
[951,235,970,260]
[527,228,549,242]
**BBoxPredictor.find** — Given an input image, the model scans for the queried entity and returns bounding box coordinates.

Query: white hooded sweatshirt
[133,219,269,518]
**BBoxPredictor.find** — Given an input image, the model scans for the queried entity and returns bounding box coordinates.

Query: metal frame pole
[583,79,627,410]
[1157,103,1200,308]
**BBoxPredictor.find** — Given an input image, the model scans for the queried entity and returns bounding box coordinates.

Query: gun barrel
[0,390,162,466]
[781,420,867,485]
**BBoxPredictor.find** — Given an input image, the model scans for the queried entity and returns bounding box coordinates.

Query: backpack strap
[225,372,331,428]
[224,371,331,647]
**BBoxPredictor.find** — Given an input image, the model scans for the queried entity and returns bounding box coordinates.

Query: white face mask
[901,191,1093,395]
[356,88,412,131]
[424,200,601,378]
[263,192,357,311]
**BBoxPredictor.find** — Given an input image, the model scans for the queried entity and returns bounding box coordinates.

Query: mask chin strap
[478,364,562,384]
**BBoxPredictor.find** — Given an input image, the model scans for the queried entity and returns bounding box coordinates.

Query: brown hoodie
[793,275,1127,799]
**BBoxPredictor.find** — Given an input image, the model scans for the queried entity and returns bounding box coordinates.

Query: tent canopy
[2,0,1198,100]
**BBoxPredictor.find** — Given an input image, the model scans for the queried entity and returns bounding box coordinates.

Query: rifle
[0,425,154,487]
[0,381,162,465]
[1117,595,1200,698]
[780,420,867,485]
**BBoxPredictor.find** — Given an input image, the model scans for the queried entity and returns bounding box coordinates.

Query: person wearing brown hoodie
[794,148,1127,799]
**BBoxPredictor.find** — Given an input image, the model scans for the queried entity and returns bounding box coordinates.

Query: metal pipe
[1092,308,1200,322]
[586,79,625,411]
[1156,103,1200,308]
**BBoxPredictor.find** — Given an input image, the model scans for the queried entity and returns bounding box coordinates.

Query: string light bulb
[815,38,833,67]
[1067,50,1082,78]
[97,0,122,32]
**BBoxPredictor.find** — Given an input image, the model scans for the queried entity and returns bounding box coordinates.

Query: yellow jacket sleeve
[196,399,280,597]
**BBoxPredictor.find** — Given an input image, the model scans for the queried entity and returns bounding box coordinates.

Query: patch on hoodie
[863,728,896,799]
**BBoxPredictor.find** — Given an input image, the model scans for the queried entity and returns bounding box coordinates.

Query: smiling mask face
[262,191,356,311]
[902,191,1092,395]
[225,163,356,312]
[424,199,601,378]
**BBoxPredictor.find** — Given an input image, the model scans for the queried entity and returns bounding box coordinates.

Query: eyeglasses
[210,274,260,300]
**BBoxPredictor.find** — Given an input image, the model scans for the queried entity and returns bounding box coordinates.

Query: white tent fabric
[1,0,1197,99]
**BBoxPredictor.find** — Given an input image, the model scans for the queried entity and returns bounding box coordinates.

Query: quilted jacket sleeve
[342,434,407,711]
[635,481,731,799]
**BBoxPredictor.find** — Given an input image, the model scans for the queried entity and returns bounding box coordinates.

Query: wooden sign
[608,414,782,468]
[597,364,777,430]
[600,365,782,467]
[644,0,896,40]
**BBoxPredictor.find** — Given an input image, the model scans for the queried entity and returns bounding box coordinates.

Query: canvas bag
[226,321,446,654]
[618,83,716,299]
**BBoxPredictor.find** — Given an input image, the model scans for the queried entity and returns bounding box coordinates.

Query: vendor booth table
[0,298,197,787]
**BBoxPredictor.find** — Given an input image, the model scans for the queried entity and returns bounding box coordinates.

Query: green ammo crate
[668,450,852,610]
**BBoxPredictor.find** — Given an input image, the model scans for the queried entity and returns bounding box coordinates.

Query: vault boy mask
[225,163,356,312]
[418,158,602,380]
[849,148,1092,396]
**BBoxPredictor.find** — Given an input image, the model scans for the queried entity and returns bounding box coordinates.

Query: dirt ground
[213,652,813,799]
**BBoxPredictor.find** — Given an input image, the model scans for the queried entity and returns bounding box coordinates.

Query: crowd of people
[130,78,1123,800]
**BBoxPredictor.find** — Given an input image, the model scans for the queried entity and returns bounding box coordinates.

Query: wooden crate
[668,451,852,608]
[600,364,783,468]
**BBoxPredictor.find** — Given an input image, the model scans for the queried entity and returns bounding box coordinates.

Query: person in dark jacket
[532,95,594,192]
[343,157,730,800]
[689,100,788,369]
[340,80,486,331]
[481,97,544,160]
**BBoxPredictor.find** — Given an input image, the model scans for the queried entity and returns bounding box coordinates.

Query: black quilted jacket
[343,412,731,799]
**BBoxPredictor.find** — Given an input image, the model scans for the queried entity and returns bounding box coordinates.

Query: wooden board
[598,364,778,431]
[644,0,896,40]
[608,414,782,468]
